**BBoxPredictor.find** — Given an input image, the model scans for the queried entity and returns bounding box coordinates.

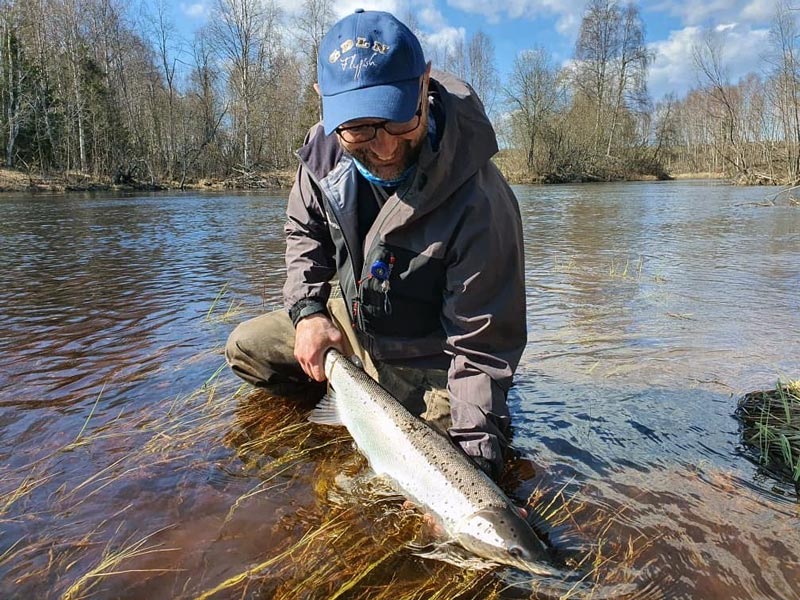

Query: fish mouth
[505,555,560,577]
[456,534,558,577]
[456,506,556,576]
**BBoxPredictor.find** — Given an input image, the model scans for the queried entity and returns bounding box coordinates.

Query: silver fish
[309,349,555,575]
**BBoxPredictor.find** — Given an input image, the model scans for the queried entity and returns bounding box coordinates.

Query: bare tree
[0,1,30,167]
[208,0,280,170]
[574,0,620,153]
[141,0,183,179]
[505,47,566,174]
[767,0,800,182]
[293,0,334,84]
[651,93,678,166]
[52,0,89,171]
[467,31,499,115]
[693,28,749,178]
[605,2,650,156]
[293,0,334,131]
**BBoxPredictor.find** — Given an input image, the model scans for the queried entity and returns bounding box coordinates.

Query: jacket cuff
[288,298,328,327]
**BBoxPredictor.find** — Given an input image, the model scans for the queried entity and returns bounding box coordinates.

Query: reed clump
[736,380,800,492]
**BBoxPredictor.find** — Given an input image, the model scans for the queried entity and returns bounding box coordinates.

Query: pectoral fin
[308,390,344,426]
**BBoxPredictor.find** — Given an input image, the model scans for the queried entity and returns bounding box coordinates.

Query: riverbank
[0,167,297,194]
[0,166,731,194]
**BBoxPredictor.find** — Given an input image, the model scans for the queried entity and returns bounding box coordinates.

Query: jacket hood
[409,70,499,218]
[297,70,499,221]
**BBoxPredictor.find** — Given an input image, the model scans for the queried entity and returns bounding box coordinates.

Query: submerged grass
[736,380,800,492]
[0,355,653,600]
[206,283,243,323]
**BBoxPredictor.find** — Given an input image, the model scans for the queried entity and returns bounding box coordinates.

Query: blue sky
[163,0,780,100]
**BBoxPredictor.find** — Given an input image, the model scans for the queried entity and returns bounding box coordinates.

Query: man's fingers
[309,347,330,382]
[309,358,326,382]
[293,314,343,382]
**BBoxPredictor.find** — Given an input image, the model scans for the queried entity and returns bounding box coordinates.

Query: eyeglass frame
[335,79,427,144]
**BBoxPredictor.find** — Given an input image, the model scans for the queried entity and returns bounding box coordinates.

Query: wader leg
[327,296,451,431]
[225,295,452,432]
[373,364,451,435]
[224,309,306,392]
[224,293,376,391]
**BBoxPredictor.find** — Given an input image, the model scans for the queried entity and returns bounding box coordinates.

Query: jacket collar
[297,70,499,227]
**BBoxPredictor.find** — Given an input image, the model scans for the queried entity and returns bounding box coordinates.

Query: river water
[0,181,798,599]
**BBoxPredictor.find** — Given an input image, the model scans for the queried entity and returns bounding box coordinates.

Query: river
[0,181,798,599]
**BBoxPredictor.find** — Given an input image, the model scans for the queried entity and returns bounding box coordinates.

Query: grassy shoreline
[0,167,297,194]
[0,167,729,195]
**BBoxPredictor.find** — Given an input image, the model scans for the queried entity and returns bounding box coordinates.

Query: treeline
[655,1,800,185]
[2,0,800,187]
[0,0,324,187]
[500,0,800,185]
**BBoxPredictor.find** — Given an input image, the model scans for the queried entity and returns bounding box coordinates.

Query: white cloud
[647,26,703,99]
[648,23,770,99]
[180,2,209,19]
[421,25,466,55]
[446,0,584,26]
[742,0,776,21]
[418,6,449,29]
[644,0,775,27]
[555,12,580,36]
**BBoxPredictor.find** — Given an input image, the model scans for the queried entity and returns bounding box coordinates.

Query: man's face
[336,72,430,181]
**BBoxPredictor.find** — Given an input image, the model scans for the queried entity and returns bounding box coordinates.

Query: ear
[314,83,321,97]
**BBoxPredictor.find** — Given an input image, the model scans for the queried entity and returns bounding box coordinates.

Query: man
[225,9,526,481]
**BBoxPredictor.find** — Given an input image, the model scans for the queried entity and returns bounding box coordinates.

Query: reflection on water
[0,182,798,599]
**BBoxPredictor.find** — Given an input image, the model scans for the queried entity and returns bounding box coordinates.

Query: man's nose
[370,128,399,157]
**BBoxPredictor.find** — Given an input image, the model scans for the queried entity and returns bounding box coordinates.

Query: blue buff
[351,114,437,187]
[353,158,415,187]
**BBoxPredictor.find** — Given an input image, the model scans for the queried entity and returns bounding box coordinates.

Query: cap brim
[321,78,420,135]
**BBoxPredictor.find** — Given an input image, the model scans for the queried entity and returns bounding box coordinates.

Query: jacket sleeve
[442,168,527,477]
[283,163,337,325]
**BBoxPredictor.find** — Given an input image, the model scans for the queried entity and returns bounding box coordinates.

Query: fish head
[456,507,556,575]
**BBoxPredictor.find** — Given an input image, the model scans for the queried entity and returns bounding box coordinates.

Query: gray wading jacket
[283,71,526,473]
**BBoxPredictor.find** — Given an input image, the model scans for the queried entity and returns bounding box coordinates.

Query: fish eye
[509,546,524,559]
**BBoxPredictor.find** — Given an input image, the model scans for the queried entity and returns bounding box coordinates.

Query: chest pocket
[357,243,445,338]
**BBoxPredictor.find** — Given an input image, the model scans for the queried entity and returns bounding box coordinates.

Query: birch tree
[208,0,280,170]
[574,0,650,158]
[768,1,800,182]
[293,0,334,132]
[505,47,564,173]
[0,1,29,167]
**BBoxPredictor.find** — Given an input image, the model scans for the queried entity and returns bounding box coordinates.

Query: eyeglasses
[336,86,425,144]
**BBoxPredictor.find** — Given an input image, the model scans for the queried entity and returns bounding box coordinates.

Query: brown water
[0,182,798,599]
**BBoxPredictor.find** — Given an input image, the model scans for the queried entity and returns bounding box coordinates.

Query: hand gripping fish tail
[310,348,556,576]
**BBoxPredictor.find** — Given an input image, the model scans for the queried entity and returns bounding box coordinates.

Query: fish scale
[310,349,555,575]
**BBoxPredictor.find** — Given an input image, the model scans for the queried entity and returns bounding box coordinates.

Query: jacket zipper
[299,157,364,327]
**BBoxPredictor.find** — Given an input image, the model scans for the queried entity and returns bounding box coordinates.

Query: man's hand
[294,314,344,382]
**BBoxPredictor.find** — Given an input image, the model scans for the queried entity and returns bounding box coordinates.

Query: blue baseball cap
[317,9,426,135]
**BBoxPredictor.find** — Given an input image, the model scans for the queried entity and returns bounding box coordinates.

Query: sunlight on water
[0,183,798,599]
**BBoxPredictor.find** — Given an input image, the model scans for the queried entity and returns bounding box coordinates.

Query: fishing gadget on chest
[369,255,394,314]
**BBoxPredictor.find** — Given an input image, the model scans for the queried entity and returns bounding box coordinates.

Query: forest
[2,0,800,188]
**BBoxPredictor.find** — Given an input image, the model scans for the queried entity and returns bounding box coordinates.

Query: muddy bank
[0,168,296,194]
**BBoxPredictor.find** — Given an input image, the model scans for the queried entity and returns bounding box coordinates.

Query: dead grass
[0,359,654,600]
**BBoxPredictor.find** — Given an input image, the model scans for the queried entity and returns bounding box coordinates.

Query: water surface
[0,182,798,599]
